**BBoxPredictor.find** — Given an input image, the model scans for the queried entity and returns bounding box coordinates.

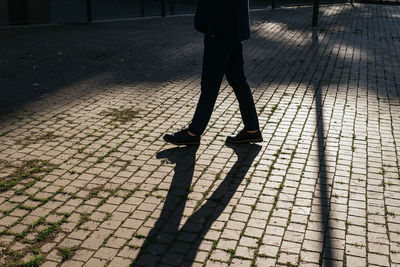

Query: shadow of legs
[132,145,198,266]
[131,143,261,266]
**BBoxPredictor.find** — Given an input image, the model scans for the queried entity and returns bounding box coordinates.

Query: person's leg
[225,42,260,131]
[188,37,233,136]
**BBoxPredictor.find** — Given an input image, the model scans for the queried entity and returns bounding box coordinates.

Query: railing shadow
[312,28,333,266]
[131,143,261,266]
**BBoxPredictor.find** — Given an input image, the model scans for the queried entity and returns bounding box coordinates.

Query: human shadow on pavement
[131,143,261,266]
[131,145,199,266]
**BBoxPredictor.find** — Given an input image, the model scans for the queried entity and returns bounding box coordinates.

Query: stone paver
[1,3,400,266]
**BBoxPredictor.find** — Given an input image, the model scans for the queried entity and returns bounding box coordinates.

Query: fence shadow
[131,143,261,266]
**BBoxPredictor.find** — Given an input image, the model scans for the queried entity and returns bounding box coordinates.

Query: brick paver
[1,3,400,266]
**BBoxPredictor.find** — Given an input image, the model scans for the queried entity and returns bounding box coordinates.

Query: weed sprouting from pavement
[16,132,60,147]
[100,108,141,123]
[58,246,79,262]
[0,160,57,192]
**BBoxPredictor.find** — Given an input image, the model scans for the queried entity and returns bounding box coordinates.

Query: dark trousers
[188,36,260,136]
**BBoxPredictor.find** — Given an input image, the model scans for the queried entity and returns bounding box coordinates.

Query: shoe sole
[163,136,200,146]
[226,138,263,144]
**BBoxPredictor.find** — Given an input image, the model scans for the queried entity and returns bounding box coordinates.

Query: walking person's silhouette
[164,0,263,145]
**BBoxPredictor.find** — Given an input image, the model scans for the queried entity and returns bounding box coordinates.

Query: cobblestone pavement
[0,3,400,266]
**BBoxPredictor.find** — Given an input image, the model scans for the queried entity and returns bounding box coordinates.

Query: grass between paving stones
[102,233,113,246]
[0,166,69,265]
[22,214,68,242]
[96,148,117,163]
[144,185,165,198]
[2,247,44,267]
[14,217,45,239]
[99,108,141,123]
[14,181,36,195]
[2,203,37,218]
[0,130,12,137]
[15,131,60,147]
[0,159,57,192]
[19,254,44,267]
[77,213,90,227]
[36,222,58,242]
[57,246,79,262]
[88,186,102,198]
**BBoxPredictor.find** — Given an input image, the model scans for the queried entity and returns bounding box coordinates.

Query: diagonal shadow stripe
[312,28,333,267]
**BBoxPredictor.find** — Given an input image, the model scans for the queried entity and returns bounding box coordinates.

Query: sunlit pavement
[0,3,399,266]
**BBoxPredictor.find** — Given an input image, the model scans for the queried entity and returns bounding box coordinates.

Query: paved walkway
[1,3,400,266]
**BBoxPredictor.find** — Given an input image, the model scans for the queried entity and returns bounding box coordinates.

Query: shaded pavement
[0,4,400,266]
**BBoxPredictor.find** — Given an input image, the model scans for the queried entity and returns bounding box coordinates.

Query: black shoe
[163,129,200,145]
[226,129,263,144]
